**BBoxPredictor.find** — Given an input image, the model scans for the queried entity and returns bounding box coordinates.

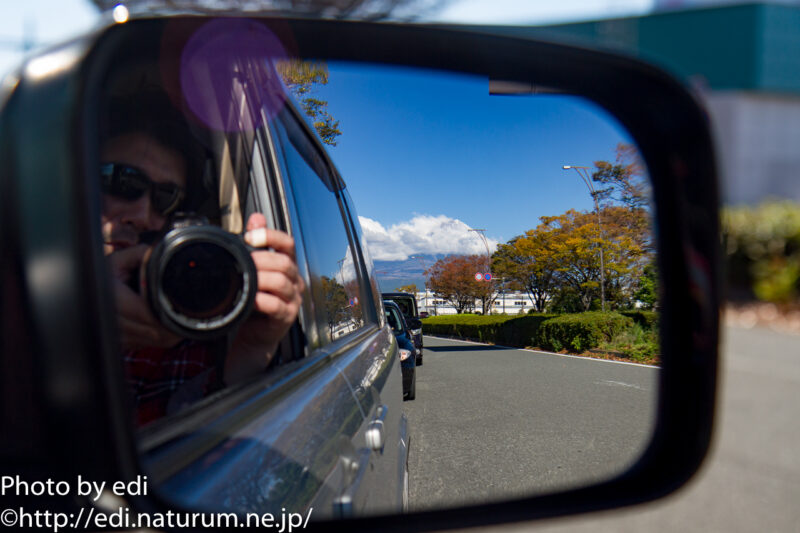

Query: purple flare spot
[180,19,289,132]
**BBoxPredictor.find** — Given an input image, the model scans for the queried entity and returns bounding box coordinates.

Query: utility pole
[562,165,606,312]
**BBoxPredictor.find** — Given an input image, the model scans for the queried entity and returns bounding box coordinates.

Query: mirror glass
[308,60,659,509]
[95,19,658,520]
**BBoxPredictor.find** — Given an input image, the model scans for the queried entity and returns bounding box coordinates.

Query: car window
[276,112,372,346]
[385,306,403,333]
[96,50,306,429]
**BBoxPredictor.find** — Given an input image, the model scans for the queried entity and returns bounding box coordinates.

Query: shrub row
[619,310,659,330]
[422,311,644,353]
[722,200,800,302]
[538,312,633,352]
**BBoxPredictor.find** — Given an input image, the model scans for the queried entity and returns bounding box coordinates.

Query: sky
[316,62,635,260]
[0,0,650,263]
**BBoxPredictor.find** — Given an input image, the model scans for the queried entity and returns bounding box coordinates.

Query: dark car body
[384,300,417,400]
[382,292,423,362]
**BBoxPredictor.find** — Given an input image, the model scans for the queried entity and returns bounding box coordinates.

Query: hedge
[722,201,800,302]
[538,312,633,353]
[422,312,634,351]
[619,310,658,330]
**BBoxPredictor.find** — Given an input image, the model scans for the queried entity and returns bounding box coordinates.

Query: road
[403,335,659,511]
[419,326,800,532]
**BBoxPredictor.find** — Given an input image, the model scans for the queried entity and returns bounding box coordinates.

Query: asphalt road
[429,325,800,532]
[403,336,659,511]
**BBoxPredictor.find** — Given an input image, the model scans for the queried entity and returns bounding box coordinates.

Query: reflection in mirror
[299,60,659,509]
[94,19,658,521]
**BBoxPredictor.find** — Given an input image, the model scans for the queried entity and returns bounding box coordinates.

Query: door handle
[333,447,371,518]
[366,404,388,451]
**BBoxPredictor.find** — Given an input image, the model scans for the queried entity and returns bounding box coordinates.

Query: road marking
[596,380,647,391]
[422,335,659,369]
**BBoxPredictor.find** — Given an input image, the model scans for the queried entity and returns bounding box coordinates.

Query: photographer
[101,104,304,426]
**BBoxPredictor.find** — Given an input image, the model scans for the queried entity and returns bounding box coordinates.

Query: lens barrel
[145,218,257,339]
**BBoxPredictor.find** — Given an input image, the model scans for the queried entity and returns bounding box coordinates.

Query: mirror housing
[0,13,719,530]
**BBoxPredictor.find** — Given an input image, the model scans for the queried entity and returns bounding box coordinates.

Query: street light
[468,228,494,315]
[410,254,429,315]
[468,228,492,270]
[562,165,606,311]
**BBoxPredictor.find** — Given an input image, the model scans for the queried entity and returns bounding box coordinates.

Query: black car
[384,301,416,401]
[382,292,423,364]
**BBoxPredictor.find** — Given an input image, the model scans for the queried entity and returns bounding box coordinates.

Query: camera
[137,215,258,340]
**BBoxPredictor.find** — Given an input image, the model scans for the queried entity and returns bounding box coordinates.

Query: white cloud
[358,214,499,261]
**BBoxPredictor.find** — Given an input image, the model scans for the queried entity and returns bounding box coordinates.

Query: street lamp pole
[468,228,493,315]
[562,165,606,311]
[411,254,429,315]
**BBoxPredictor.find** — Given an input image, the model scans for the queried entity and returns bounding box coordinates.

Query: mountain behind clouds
[373,254,447,293]
[358,214,500,292]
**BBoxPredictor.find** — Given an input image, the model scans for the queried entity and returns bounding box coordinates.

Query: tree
[320,275,348,338]
[539,209,604,311]
[394,284,418,293]
[633,260,659,310]
[592,143,650,210]
[505,207,651,312]
[275,60,342,145]
[492,237,556,313]
[426,255,493,314]
[598,205,653,307]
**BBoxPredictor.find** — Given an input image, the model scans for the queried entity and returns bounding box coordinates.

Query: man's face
[101,132,187,254]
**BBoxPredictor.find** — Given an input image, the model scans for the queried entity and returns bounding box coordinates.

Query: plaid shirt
[124,341,219,426]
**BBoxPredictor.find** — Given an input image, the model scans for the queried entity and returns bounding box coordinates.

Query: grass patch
[596,323,660,364]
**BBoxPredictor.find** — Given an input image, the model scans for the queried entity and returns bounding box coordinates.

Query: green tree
[633,260,659,310]
[275,60,342,145]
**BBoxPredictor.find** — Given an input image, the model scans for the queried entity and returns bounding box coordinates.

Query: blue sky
[315,62,636,259]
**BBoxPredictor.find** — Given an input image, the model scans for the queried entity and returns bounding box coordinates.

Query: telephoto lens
[144,215,257,339]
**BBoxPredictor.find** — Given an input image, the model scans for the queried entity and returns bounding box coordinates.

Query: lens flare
[180,19,289,132]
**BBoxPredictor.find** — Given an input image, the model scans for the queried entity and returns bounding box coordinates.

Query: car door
[270,106,406,516]
[135,113,369,520]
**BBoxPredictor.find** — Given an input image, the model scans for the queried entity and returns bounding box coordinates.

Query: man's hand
[225,213,305,383]
[108,244,182,351]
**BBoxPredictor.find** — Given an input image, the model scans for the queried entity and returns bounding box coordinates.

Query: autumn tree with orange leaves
[493,144,654,312]
[426,255,496,314]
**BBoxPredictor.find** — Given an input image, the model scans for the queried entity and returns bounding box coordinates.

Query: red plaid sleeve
[124,341,219,427]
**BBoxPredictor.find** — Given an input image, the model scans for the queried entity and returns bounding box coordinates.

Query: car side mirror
[0,13,719,531]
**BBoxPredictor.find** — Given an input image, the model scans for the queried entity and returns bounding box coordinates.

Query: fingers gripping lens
[144,216,257,339]
[101,163,185,216]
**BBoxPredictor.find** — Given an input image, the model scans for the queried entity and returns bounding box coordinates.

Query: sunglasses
[101,163,185,216]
